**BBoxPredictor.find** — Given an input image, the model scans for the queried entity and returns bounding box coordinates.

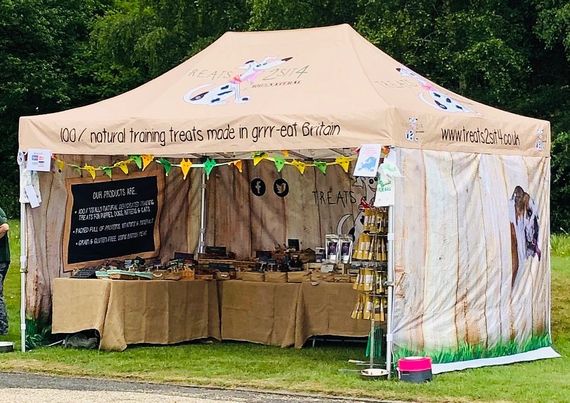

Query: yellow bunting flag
[55,159,65,172]
[83,164,96,180]
[292,160,306,174]
[281,150,290,157]
[253,152,267,166]
[335,157,351,173]
[117,161,129,175]
[142,154,154,170]
[233,160,243,173]
[180,158,192,180]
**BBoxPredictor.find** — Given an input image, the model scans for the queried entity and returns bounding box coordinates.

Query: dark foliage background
[1,0,568,230]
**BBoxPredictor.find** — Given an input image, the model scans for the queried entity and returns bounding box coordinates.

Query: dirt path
[0,372,384,402]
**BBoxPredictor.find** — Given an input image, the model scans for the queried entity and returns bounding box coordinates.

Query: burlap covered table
[218,281,299,347]
[52,278,220,351]
[219,280,369,348]
[294,282,370,348]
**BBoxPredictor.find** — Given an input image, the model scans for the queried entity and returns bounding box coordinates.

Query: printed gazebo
[18,24,557,372]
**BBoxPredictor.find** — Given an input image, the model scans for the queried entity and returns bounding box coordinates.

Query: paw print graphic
[535,128,545,151]
[405,117,419,142]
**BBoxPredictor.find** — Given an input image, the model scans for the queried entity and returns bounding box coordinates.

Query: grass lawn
[1,219,569,402]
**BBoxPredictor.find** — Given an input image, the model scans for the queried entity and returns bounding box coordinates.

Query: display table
[52,278,368,351]
[52,278,220,351]
[294,282,370,348]
[219,281,299,347]
[219,280,369,348]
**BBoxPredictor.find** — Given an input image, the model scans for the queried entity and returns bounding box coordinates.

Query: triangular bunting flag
[274,156,286,172]
[253,152,267,166]
[55,159,65,172]
[142,154,154,170]
[180,158,192,180]
[233,160,243,173]
[292,160,306,174]
[204,158,216,179]
[117,161,129,175]
[157,158,172,176]
[314,161,327,175]
[130,155,142,169]
[335,157,351,173]
[281,150,290,158]
[83,164,97,179]
[102,167,113,178]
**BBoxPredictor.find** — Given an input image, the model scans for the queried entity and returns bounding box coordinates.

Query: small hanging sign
[374,174,394,207]
[26,149,52,172]
[353,144,381,177]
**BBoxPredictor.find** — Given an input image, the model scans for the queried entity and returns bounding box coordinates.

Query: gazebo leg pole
[198,169,207,254]
[18,155,27,352]
[386,204,394,378]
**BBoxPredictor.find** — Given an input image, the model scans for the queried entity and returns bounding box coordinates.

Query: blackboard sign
[63,172,164,271]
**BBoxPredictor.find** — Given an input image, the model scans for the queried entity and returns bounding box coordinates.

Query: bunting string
[52,152,356,180]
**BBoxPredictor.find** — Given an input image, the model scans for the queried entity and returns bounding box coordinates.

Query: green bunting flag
[157,158,172,176]
[274,156,286,172]
[102,167,113,178]
[314,161,327,175]
[130,155,142,169]
[204,158,217,179]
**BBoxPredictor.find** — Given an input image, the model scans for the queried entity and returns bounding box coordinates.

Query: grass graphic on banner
[393,333,552,364]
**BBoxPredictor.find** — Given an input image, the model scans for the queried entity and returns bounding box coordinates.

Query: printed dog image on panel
[184,57,292,105]
[509,185,541,285]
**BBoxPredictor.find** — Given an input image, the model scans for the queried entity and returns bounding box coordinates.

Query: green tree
[88,0,250,97]
[551,132,570,232]
[88,0,359,96]
[356,0,569,230]
[0,0,110,216]
[531,0,570,231]
[247,0,358,30]
[3,0,568,228]
[356,0,530,106]
[535,0,570,59]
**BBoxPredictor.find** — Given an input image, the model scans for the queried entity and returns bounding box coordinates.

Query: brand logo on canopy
[397,66,475,114]
[184,57,293,105]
